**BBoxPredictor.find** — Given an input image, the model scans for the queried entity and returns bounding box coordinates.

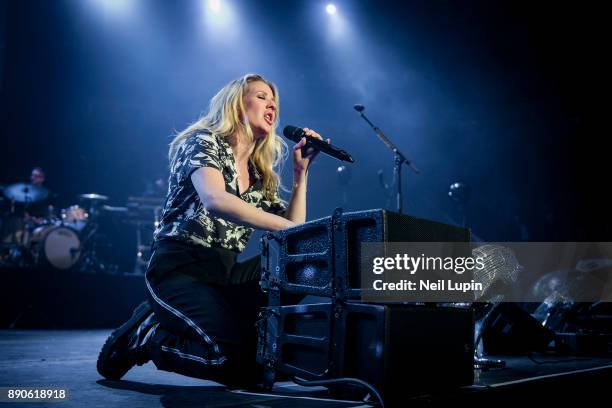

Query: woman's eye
[258,96,265,100]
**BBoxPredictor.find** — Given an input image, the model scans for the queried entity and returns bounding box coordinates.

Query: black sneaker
[97,300,153,380]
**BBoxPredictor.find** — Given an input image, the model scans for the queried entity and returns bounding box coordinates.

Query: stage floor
[0,330,371,407]
[1,329,612,407]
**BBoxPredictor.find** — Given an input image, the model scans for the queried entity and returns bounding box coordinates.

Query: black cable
[292,376,385,408]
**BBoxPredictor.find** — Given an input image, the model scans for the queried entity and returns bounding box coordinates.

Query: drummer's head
[30,167,45,186]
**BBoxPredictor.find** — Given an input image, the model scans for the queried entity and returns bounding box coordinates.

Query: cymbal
[102,205,128,213]
[79,193,109,201]
[3,183,49,203]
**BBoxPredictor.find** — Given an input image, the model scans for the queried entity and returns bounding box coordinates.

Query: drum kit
[0,182,110,272]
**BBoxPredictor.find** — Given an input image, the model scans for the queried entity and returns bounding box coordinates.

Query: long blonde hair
[169,74,287,199]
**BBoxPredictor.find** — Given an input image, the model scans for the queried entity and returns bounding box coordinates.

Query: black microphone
[283,125,354,163]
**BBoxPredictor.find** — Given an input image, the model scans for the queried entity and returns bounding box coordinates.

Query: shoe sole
[96,301,152,380]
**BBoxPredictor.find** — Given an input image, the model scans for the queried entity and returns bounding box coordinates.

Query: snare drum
[31,225,81,270]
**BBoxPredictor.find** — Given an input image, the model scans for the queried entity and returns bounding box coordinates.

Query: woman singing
[97,73,327,387]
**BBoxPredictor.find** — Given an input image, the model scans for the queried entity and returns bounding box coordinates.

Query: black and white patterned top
[154,130,286,253]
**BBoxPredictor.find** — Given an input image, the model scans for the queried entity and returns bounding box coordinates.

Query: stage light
[326,4,337,15]
[208,0,221,13]
[87,0,134,15]
[200,0,238,41]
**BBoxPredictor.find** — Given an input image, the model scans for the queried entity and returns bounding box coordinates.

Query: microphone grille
[282,125,302,142]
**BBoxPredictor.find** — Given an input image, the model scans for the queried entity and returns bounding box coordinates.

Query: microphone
[353,104,365,112]
[282,125,354,163]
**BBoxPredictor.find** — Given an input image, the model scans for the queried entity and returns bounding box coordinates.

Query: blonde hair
[169,74,287,200]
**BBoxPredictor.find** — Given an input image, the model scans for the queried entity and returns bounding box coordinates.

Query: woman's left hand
[292,128,330,178]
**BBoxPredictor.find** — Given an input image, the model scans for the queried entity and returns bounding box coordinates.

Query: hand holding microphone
[290,127,328,174]
[282,125,355,163]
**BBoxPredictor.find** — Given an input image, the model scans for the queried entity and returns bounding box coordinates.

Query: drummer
[24,167,55,222]
[1,167,54,245]
[30,167,45,188]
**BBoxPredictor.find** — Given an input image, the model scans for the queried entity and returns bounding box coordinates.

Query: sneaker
[97,300,153,380]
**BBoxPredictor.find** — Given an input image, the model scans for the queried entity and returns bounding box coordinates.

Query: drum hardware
[31,224,82,270]
[124,196,163,274]
[73,208,118,274]
[1,191,162,274]
[99,201,158,275]
[127,196,164,206]
[61,205,88,231]
[25,199,93,270]
[101,205,128,214]
[79,193,109,201]
[78,243,119,274]
[131,212,160,275]
[1,216,38,268]
[1,183,50,251]
[0,191,120,273]
[78,193,108,223]
[3,183,49,204]
[54,192,118,273]
[133,221,151,275]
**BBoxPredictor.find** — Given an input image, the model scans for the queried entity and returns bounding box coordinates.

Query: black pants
[144,239,265,387]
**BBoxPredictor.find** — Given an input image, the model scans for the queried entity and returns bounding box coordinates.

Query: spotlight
[89,0,133,15]
[208,0,221,13]
[326,4,337,15]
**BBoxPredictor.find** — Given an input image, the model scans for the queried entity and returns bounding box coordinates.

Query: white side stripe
[145,254,226,364]
[161,345,227,366]
[140,322,159,346]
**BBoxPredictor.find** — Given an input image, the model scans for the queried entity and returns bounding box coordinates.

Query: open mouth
[264,112,274,125]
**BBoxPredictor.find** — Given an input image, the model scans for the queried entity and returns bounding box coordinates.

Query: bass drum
[32,225,81,270]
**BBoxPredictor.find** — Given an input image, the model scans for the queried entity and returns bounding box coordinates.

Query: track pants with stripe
[144,239,265,388]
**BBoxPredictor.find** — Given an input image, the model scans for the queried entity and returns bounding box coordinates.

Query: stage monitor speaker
[257,302,474,400]
[261,209,471,302]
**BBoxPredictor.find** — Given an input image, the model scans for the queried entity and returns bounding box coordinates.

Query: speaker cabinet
[257,302,474,399]
[261,209,470,302]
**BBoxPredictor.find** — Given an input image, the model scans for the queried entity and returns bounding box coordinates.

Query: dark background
[1,0,608,262]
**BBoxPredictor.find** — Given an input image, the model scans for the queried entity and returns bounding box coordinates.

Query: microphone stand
[354,105,420,214]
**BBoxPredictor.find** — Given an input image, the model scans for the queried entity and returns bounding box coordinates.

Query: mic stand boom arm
[356,110,420,214]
